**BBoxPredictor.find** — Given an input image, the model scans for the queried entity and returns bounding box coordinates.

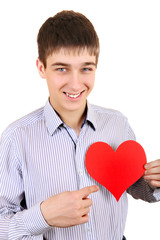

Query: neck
[62,110,86,136]
[53,103,87,136]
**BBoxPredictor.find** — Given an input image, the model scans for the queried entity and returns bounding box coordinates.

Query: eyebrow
[83,62,96,67]
[51,62,96,67]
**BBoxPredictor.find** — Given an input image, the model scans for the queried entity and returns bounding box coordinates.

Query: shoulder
[89,103,128,120]
[88,103,135,141]
[1,106,44,139]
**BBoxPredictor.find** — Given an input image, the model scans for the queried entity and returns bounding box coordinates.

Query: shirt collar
[44,100,63,135]
[86,102,97,131]
[44,100,97,135]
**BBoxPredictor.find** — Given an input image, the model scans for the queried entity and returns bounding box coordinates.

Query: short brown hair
[37,10,100,68]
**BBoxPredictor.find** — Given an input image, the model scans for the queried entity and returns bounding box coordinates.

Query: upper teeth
[66,92,81,98]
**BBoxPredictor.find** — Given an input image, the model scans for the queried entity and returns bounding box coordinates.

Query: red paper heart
[85,140,147,201]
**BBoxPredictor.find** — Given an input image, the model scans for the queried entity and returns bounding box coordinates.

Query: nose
[69,71,82,92]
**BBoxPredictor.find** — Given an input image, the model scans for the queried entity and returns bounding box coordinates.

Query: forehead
[46,47,96,66]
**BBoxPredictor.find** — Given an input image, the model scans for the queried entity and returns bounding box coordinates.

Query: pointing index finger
[79,185,99,199]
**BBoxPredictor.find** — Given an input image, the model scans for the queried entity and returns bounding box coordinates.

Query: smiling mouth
[64,91,84,99]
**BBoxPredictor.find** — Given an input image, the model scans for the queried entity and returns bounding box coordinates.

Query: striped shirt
[0,100,159,240]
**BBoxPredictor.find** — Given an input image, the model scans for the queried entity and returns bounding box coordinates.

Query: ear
[36,58,46,79]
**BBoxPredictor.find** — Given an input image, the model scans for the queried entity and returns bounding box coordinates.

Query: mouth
[64,91,84,99]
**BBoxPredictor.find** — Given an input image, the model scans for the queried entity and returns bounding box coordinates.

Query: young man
[0,10,160,240]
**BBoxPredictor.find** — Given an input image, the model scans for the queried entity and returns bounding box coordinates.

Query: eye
[57,68,67,72]
[82,67,92,72]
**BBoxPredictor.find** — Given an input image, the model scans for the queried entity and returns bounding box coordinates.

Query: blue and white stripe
[0,100,159,240]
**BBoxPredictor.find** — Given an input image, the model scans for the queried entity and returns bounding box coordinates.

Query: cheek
[85,75,95,90]
[46,76,67,91]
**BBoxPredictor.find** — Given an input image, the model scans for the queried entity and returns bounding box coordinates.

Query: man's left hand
[144,159,160,187]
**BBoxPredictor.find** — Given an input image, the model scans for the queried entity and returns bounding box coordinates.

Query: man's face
[37,48,96,115]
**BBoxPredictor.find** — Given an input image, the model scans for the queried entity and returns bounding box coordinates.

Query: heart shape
[85,140,147,201]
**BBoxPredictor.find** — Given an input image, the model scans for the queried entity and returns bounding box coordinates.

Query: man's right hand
[40,185,99,228]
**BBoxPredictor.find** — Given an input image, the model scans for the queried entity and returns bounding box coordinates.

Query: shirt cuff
[153,188,160,201]
[22,202,52,235]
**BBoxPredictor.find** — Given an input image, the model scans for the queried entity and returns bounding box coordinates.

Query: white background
[0,0,160,239]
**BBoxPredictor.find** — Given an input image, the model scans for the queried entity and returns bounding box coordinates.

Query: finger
[150,180,160,188]
[82,198,93,208]
[79,185,99,199]
[144,174,160,181]
[145,159,160,169]
[80,214,89,224]
[145,166,160,175]
[81,206,90,217]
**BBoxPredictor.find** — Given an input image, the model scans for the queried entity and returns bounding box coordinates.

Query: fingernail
[144,164,148,169]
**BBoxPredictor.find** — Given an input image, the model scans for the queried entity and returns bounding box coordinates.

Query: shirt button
[87,227,91,233]
[79,170,83,176]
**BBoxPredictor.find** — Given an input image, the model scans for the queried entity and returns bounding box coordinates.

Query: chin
[64,102,86,112]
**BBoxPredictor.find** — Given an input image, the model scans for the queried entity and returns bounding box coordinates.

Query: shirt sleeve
[0,131,51,240]
[126,122,160,202]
